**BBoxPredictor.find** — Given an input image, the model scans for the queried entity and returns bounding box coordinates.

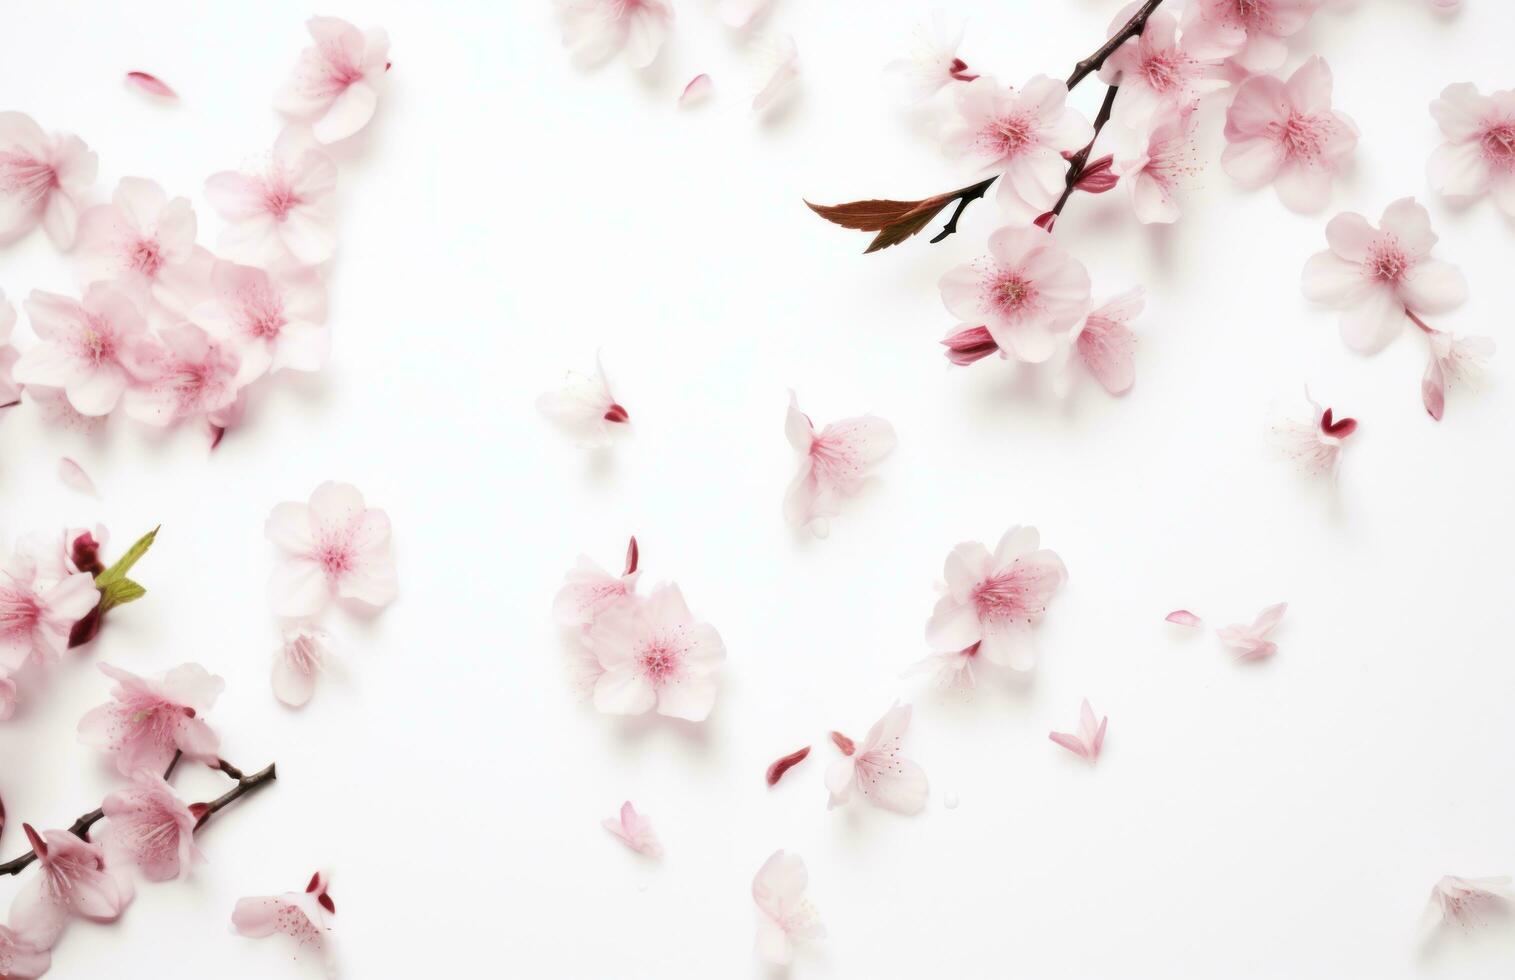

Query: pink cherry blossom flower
[556,0,673,70]
[275,17,390,144]
[886,14,976,104]
[1423,875,1512,933]
[189,260,329,384]
[1100,10,1227,127]
[939,225,1091,363]
[1420,323,1494,422]
[0,291,19,408]
[232,871,336,964]
[587,583,725,722]
[204,126,337,266]
[752,34,800,114]
[0,922,50,978]
[1111,107,1201,224]
[9,824,133,951]
[554,537,640,629]
[1427,83,1515,216]
[0,553,98,672]
[943,75,1093,219]
[0,112,97,249]
[1222,57,1357,213]
[1180,0,1320,74]
[783,392,896,538]
[601,801,662,857]
[1049,698,1108,762]
[77,662,224,775]
[100,771,202,881]
[1272,392,1356,480]
[0,671,18,721]
[924,526,1067,670]
[11,284,151,416]
[825,702,929,814]
[537,354,629,449]
[1301,198,1468,354]
[1061,288,1142,396]
[904,642,980,692]
[939,323,1001,367]
[120,323,242,427]
[752,850,824,966]
[1216,602,1287,660]
[273,624,331,708]
[265,481,399,618]
[74,178,198,305]
[1165,609,1203,628]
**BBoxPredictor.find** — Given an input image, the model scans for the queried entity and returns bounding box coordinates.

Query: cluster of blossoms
[0,16,388,447]
[263,481,398,707]
[554,538,726,722]
[553,0,798,114]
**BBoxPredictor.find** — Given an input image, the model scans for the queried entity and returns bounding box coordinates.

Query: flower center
[0,152,58,203]
[0,586,41,635]
[1365,239,1411,284]
[1481,121,1515,170]
[1141,52,1183,94]
[317,542,352,577]
[237,284,288,340]
[129,236,165,277]
[973,571,1034,621]
[262,179,302,221]
[638,642,679,683]
[1272,111,1333,164]
[987,270,1038,320]
[982,111,1036,159]
[78,318,117,366]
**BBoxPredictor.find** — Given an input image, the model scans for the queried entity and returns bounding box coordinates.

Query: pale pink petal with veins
[0,922,50,977]
[556,0,673,70]
[275,17,390,143]
[0,112,97,249]
[57,457,97,497]
[232,871,336,965]
[1165,609,1203,628]
[1049,698,1107,762]
[100,772,202,881]
[824,702,928,814]
[602,801,662,857]
[783,392,896,538]
[753,850,824,965]
[265,481,398,618]
[925,527,1066,671]
[9,824,133,951]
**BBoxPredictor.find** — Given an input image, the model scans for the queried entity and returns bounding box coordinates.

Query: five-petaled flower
[0,112,97,249]
[924,526,1067,671]
[77,662,224,775]
[1180,0,1322,74]
[1111,108,1201,224]
[556,0,673,70]
[275,17,391,144]
[265,481,399,618]
[1301,198,1468,354]
[120,323,243,427]
[204,126,338,266]
[942,75,1093,220]
[1427,82,1515,217]
[783,392,896,538]
[1222,57,1358,214]
[752,850,825,966]
[586,582,726,722]
[74,178,199,306]
[0,551,98,673]
[939,225,1091,364]
[825,702,929,814]
[11,284,153,417]
[8,824,133,952]
[100,771,203,882]
[1101,10,1226,128]
[190,259,330,385]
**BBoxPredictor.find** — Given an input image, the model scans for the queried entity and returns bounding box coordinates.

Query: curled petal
[124,72,178,101]
[1165,609,1203,628]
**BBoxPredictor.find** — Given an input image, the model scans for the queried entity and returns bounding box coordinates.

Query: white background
[2,1,1514,977]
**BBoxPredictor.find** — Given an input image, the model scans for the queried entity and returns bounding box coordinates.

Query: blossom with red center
[783,392,896,538]
[537,354,630,448]
[1100,10,1226,127]
[886,14,977,104]
[232,871,336,966]
[753,850,825,966]
[1428,82,1515,217]
[190,259,329,385]
[100,771,203,882]
[1271,391,1355,481]
[586,583,725,722]
[77,662,224,775]
[8,824,134,952]
[275,17,390,144]
[1222,56,1357,213]
[939,225,1090,364]
[556,0,673,70]
[0,111,97,249]
[0,551,98,673]
[825,702,929,814]
[0,922,49,978]
[265,481,399,618]
[1180,0,1321,74]
[120,323,242,427]
[204,126,337,266]
[1112,106,1201,224]
[1302,198,1468,354]
[942,75,1093,219]
[272,624,332,708]
[11,283,153,416]
[74,178,199,306]
[925,526,1066,670]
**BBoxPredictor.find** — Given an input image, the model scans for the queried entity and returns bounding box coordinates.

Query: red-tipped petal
[1074,155,1118,194]
[765,745,812,786]
[624,536,639,576]
[124,71,178,100]
[22,823,46,858]
[829,731,855,756]
[604,403,629,423]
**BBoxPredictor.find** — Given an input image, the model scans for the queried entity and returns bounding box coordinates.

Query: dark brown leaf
[864,198,954,254]
[806,196,945,232]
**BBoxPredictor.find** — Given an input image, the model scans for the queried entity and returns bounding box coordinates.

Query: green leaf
[99,578,146,613]
[96,526,159,588]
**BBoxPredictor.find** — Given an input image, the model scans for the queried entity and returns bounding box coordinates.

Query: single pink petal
[1165,610,1203,628]
[1423,354,1447,421]
[57,457,97,497]
[1048,731,1090,760]
[679,73,713,108]
[124,72,178,101]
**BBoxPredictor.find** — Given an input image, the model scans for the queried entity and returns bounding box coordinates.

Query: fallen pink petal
[1217,602,1288,661]
[123,71,178,101]
[56,457,97,497]
[1049,698,1107,763]
[679,74,713,108]
[601,801,662,857]
[1165,610,1203,628]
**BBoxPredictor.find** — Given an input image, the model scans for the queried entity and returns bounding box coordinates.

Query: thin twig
[1066,0,1167,90]
[0,756,275,876]
[1049,83,1121,220]
[928,177,999,244]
